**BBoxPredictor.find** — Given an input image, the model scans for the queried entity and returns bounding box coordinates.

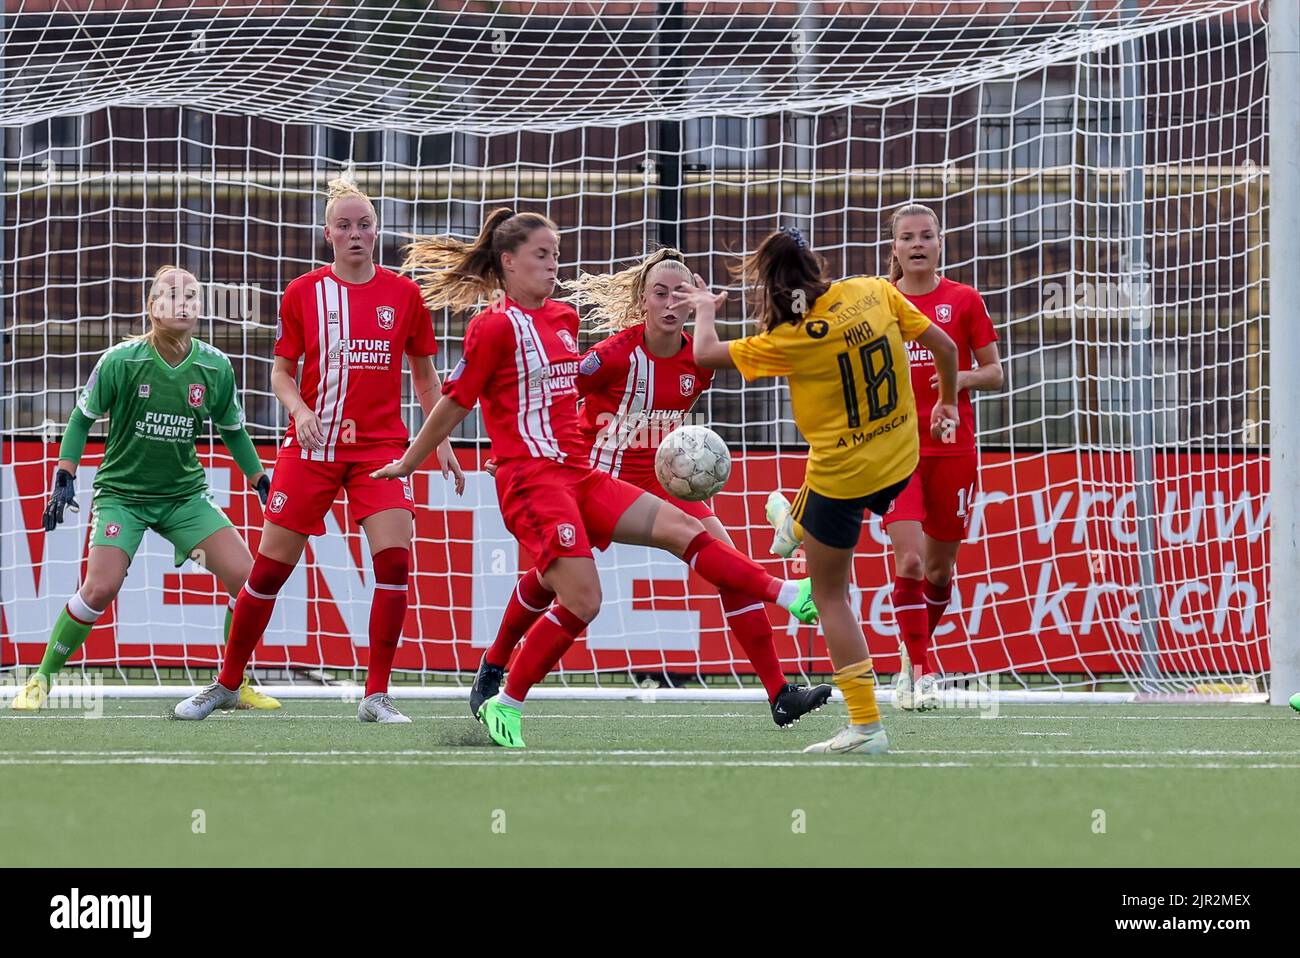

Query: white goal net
[0,0,1272,698]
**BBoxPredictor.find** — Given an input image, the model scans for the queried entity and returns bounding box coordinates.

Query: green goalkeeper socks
[38,606,95,679]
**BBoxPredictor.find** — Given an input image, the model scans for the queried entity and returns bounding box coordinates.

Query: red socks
[503,604,588,702]
[486,568,554,668]
[365,547,410,696]
[892,575,929,676]
[924,578,952,639]
[720,591,787,701]
[218,554,296,690]
[682,532,780,605]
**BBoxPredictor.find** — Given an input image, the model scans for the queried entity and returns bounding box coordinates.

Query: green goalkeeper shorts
[89,490,235,567]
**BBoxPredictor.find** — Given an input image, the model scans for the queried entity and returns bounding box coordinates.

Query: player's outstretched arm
[674,274,734,369]
[916,323,960,441]
[408,353,465,495]
[370,394,473,480]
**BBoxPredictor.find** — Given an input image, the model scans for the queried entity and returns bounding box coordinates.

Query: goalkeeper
[12,266,279,712]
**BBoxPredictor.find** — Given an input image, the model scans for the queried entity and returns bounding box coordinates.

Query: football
[654,425,732,502]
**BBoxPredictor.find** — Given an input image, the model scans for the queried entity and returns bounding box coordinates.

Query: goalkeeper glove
[253,474,271,507]
[42,468,80,532]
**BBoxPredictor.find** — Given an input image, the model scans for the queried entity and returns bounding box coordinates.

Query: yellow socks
[833,657,881,727]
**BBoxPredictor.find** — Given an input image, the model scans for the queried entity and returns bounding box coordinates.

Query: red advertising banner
[0,441,1269,677]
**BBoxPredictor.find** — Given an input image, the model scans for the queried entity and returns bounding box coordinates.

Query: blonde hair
[325,175,377,223]
[564,248,694,332]
[888,203,942,282]
[131,265,200,349]
[402,207,558,314]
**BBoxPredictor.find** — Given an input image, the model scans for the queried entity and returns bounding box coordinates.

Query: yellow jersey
[729,276,932,499]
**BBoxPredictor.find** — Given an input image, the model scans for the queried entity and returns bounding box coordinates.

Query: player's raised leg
[609,490,818,624]
[480,556,600,749]
[356,504,415,724]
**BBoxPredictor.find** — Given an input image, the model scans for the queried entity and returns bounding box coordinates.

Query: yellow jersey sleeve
[729,331,794,381]
[884,281,933,342]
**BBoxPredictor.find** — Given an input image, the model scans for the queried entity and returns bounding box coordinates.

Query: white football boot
[764,491,802,559]
[173,681,240,720]
[802,725,890,756]
[357,692,412,724]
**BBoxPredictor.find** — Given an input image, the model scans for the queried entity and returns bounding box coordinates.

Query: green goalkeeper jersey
[76,337,247,501]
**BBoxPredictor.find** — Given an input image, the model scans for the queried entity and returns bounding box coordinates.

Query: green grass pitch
[2,699,1298,867]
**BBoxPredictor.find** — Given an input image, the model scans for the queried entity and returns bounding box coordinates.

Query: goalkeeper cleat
[802,725,890,756]
[469,654,505,721]
[771,682,834,728]
[10,673,49,711]
[236,676,281,711]
[479,695,525,749]
[787,577,819,625]
[173,681,239,720]
[357,692,412,724]
[764,491,802,559]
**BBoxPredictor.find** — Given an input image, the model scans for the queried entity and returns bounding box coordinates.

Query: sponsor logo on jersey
[138,384,151,398]
[105,523,121,539]
[557,329,578,354]
[557,522,577,548]
[376,305,396,330]
[187,383,206,408]
[579,352,602,376]
[680,373,696,396]
[806,319,830,339]
[275,318,283,342]
[936,304,953,324]
[402,477,414,501]
[328,310,340,324]
[448,358,466,382]
[268,491,288,514]
[332,338,393,370]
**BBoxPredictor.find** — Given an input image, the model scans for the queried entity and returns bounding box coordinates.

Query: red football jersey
[442,297,586,464]
[896,277,998,457]
[275,265,438,463]
[576,325,714,486]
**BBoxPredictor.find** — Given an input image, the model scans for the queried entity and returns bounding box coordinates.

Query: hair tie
[779,225,808,250]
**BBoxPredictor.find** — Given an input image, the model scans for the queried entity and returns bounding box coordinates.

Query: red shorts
[882,453,979,542]
[624,469,715,522]
[265,452,415,537]
[495,458,649,573]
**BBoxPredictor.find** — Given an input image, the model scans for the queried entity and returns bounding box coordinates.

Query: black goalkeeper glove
[42,468,80,532]
[253,474,271,507]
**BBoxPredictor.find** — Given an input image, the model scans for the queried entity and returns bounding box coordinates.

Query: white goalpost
[0,0,1284,703]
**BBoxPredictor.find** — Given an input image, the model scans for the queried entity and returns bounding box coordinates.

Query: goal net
[0,0,1272,699]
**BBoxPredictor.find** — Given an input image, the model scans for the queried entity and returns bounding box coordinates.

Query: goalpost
[0,0,1286,703]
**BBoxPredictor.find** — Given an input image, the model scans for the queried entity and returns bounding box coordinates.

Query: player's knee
[558,583,602,623]
[666,510,706,554]
[925,563,953,588]
[895,552,924,580]
[79,580,120,613]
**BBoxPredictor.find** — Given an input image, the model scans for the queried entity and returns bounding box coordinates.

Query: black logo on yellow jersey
[806,319,829,339]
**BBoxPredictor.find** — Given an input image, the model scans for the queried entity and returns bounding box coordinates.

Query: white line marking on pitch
[2,747,1297,758]
[0,756,1297,770]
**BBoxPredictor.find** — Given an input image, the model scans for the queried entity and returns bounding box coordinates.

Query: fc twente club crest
[376,305,396,330]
